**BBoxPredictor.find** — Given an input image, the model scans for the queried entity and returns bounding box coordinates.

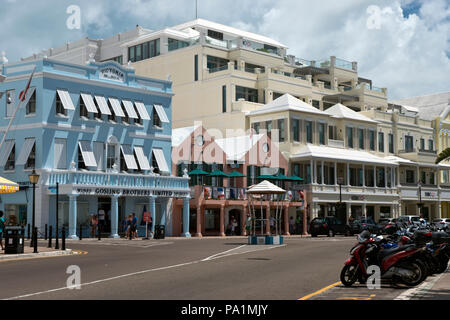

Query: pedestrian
[0,211,6,251]
[230,217,238,236]
[148,216,153,238]
[132,213,138,239]
[90,214,98,238]
[126,214,133,239]
[245,213,252,235]
[296,215,302,235]
[270,216,275,234]
[98,208,105,233]
[289,216,295,235]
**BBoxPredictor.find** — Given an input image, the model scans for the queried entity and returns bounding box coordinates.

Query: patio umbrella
[0,176,19,194]
[288,175,304,182]
[256,175,277,180]
[208,170,229,187]
[227,170,246,188]
[188,169,209,185]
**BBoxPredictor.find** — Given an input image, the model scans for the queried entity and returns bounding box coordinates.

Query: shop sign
[74,187,189,198]
[99,67,125,82]
[424,191,437,198]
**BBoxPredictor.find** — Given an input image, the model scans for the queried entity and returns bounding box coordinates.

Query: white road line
[395,272,446,300]
[3,244,285,300]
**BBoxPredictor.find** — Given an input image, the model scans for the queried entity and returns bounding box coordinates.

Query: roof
[172,19,288,49]
[249,94,328,116]
[291,145,397,165]
[172,125,201,147]
[392,92,450,121]
[215,134,265,161]
[325,103,377,123]
[247,180,286,194]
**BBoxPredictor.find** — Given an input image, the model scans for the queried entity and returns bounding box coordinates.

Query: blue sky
[1,0,449,100]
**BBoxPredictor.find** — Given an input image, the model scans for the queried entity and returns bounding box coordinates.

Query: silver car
[432,218,450,230]
[397,216,421,228]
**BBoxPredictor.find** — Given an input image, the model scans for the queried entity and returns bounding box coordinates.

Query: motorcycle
[340,230,427,287]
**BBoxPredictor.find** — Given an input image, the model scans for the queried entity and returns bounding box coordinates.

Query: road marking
[3,244,285,300]
[395,272,446,300]
[72,250,88,255]
[298,281,342,300]
[337,294,376,300]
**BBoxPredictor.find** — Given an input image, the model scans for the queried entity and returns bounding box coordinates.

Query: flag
[18,66,36,102]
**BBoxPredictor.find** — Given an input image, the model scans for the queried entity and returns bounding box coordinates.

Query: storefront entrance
[98,197,111,234]
[227,209,241,236]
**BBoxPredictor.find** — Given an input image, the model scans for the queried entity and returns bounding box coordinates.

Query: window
[266,121,273,139]
[406,170,415,184]
[208,30,223,40]
[312,100,320,109]
[26,89,36,115]
[292,119,300,142]
[358,129,364,149]
[323,102,334,111]
[25,143,36,170]
[78,145,87,170]
[347,127,353,148]
[389,134,394,153]
[153,107,162,128]
[151,153,160,175]
[306,121,313,143]
[122,102,131,124]
[54,138,67,169]
[278,119,285,143]
[80,96,88,119]
[420,171,426,184]
[369,130,375,151]
[168,38,189,51]
[328,125,336,140]
[420,138,425,151]
[245,63,265,73]
[5,90,15,118]
[377,168,385,187]
[430,172,435,185]
[128,39,160,63]
[252,122,260,134]
[428,139,434,151]
[273,92,284,100]
[56,93,66,116]
[207,55,229,71]
[319,123,325,145]
[107,100,116,122]
[5,144,15,171]
[194,55,198,81]
[107,144,116,170]
[378,132,384,152]
[236,86,258,103]
[222,85,226,113]
[405,135,414,152]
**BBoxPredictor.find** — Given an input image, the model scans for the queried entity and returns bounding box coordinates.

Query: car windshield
[379,219,389,223]
[433,219,443,223]
[312,218,324,223]
[411,217,420,222]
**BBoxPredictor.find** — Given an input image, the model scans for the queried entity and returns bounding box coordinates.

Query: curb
[0,249,73,261]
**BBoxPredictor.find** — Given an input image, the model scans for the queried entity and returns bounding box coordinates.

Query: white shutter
[134,102,150,120]
[120,145,138,170]
[57,90,75,110]
[134,146,151,171]
[152,149,169,173]
[154,104,170,123]
[17,138,35,166]
[0,140,15,167]
[54,138,67,169]
[93,142,104,171]
[108,98,126,117]
[122,100,138,119]
[94,95,111,115]
[80,93,98,113]
[78,141,97,167]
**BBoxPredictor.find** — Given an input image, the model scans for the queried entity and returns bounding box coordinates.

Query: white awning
[0,140,15,167]
[120,145,138,170]
[152,149,169,173]
[108,98,126,117]
[94,95,111,115]
[16,138,35,166]
[122,100,138,119]
[154,104,170,123]
[134,146,151,171]
[134,102,150,120]
[22,87,36,107]
[78,141,97,167]
[56,90,75,110]
[80,93,98,113]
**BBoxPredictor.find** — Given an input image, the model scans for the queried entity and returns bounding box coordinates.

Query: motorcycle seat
[378,244,415,259]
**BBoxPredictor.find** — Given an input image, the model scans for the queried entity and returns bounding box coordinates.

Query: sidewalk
[417,268,450,300]
[0,243,73,262]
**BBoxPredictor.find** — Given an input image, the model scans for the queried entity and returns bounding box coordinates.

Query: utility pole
[196,0,198,19]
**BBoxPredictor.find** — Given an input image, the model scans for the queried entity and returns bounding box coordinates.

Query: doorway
[98,197,111,234]
[228,209,241,236]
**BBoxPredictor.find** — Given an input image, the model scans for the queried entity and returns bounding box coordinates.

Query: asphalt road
[0,236,432,300]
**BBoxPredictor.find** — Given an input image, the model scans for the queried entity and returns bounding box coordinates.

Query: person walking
[0,211,6,251]
[98,208,105,234]
[90,214,98,238]
[126,214,133,239]
[289,216,295,235]
[131,213,138,239]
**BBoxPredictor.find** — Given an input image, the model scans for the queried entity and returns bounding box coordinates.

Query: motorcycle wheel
[340,264,359,287]
[437,258,449,274]
[399,261,426,287]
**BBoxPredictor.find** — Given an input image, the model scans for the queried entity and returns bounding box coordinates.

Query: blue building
[0,58,191,238]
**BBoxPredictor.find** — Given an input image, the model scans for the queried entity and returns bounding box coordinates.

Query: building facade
[0,58,190,238]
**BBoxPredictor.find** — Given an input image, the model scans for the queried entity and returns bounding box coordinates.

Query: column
[373,166,376,187]
[313,160,317,184]
[310,159,314,184]
[266,204,271,235]
[347,163,350,186]
[362,203,367,219]
[384,166,387,188]
[196,206,203,237]
[219,204,225,237]
[160,199,167,226]
[334,162,338,185]
[110,195,120,239]
[182,198,191,237]
[362,164,366,187]
[346,202,351,224]
[321,161,324,185]
[283,206,290,236]
[241,206,248,236]
[398,202,402,217]
[149,196,156,235]
[68,194,79,239]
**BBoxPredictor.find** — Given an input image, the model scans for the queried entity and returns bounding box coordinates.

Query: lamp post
[417,181,424,218]
[28,169,40,252]
[337,177,345,222]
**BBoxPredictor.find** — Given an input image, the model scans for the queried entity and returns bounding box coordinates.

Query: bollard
[98,224,101,241]
[33,227,38,253]
[62,227,66,251]
[129,227,132,240]
[48,225,53,248]
[27,224,31,240]
[79,225,83,241]
[45,224,48,241]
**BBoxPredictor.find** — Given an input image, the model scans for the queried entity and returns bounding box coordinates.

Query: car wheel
[345,229,352,237]
[328,229,335,237]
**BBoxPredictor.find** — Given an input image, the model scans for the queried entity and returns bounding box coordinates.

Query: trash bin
[154,225,165,239]
[4,226,25,254]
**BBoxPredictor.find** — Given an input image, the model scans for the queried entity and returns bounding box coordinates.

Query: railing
[335,58,353,70]
[270,69,307,81]
[202,186,304,202]
[205,36,228,48]
[328,139,345,148]
[371,86,384,93]
[418,149,437,155]
[209,64,229,73]
[45,170,189,190]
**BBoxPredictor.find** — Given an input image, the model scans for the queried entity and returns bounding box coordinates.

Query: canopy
[228,171,246,178]
[247,180,286,194]
[257,175,277,180]
[0,176,19,194]
[288,175,304,182]
[188,169,209,176]
[274,174,290,180]
[208,170,229,177]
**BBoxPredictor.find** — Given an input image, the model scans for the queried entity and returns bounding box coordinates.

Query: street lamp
[417,181,424,218]
[337,177,345,223]
[29,169,40,252]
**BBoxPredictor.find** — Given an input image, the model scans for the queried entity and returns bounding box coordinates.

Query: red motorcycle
[340,231,427,287]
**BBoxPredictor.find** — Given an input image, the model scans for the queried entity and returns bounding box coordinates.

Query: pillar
[68,194,79,239]
[373,166,376,187]
[362,164,366,187]
[321,161,324,185]
[196,206,203,237]
[284,206,290,236]
[241,206,248,236]
[160,199,167,226]
[334,162,338,185]
[182,198,191,237]
[384,166,387,188]
[220,204,225,237]
[362,203,367,219]
[347,163,350,186]
[110,195,120,238]
[266,204,271,235]
[149,196,156,235]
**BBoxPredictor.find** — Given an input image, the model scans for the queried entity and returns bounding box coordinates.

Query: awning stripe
[57,90,75,110]
[134,102,150,120]
[80,93,98,113]
[122,100,139,119]
[78,141,98,167]
[154,104,170,123]
[120,145,138,170]
[108,98,126,117]
[16,138,35,166]
[152,149,169,173]
[94,95,112,115]
[134,146,151,171]
[0,140,15,167]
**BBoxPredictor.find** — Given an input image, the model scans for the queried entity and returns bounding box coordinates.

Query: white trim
[0,140,15,167]
[153,104,169,123]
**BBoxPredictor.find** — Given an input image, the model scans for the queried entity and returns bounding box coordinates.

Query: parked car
[397,215,421,228]
[349,218,382,235]
[432,218,450,230]
[309,216,351,237]
[377,218,398,234]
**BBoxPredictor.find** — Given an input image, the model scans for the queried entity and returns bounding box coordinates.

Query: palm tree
[435,148,450,164]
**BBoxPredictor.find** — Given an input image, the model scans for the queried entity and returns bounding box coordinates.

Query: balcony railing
[44,170,189,190]
[335,58,353,70]
[202,186,304,202]
[209,64,229,73]
[328,139,345,148]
